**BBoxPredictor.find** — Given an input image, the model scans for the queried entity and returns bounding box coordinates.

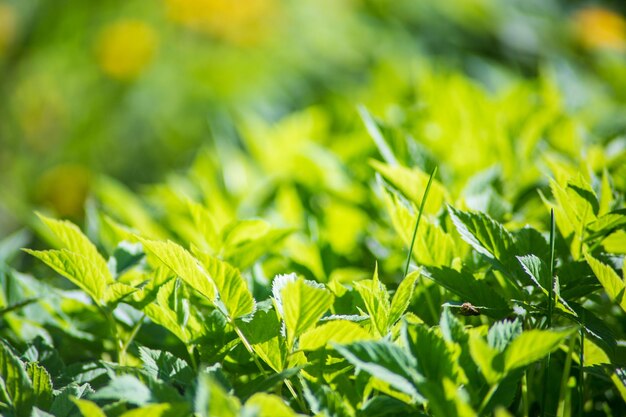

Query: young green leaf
[139,238,216,302]
[279,277,334,349]
[354,266,390,336]
[26,363,53,410]
[72,398,107,417]
[36,214,112,283]
[0,341,35,417]
[299,320,371,351]
[584,252,626,311]
[448,206,514,262]
[23,249,109,305]
[193,252,255,320]
[244,393,296,417]
[503,328,575,371]
[334,340,423,402]
[388,271,419,327]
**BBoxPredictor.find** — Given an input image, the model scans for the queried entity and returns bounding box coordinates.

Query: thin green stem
[579,311,585,417]
[231,321,268,377]
[403,166,438,278]
[522,371,529,417]
[542,209,557,417]
[478,383,499,415]
[557,336,576,417]
[120,314,145,362]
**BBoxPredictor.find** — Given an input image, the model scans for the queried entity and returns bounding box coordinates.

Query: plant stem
[403,166,438,278]
[579,311,585,417]
[478,384,499,415]
[120,314,145,362]
[231,320,268,377]
[542,209,557,417]
[557,336,576,416]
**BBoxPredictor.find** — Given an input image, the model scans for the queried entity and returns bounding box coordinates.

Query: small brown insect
[459,302,480,316]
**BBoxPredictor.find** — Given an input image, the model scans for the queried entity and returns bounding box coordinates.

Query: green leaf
[139,238,216,302]
[388,271,419,327]
[120,403,189,417]
[354,266,390,336]
[244,393,296,417]
[584,252,626,311]
[423,266,510,318]
[402,324,459,383]
[468,331,502,384]
[26,363,53,409]
[503,328,575,371]
[334,341,423,402]
[72,398,106,417]
[195,374,240,417]
[193,252,255,319]
[24,249,108,304]
[448,206,514,262]
[91,375,151,406]
[278,276,334,349]
[0,341,34,417]
[138,346,194,386]
[358,105,398,166]
[299,320,371,351]
[36,214,112,283]
[372,160,448,214]
[140,278,206,344]
[487,319,522,352]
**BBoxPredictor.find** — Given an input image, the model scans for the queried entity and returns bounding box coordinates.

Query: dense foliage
[2,1,626,416]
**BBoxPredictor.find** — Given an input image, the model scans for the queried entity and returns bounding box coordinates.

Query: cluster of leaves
[1,67,626,417]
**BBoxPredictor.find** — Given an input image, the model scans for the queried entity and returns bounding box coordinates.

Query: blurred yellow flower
[96,19,158,81]
[573,7,626,52]
[165,0,278,46]
[0,2,17,55]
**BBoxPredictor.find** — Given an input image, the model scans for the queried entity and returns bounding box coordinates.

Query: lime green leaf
[468,331,502,384]
[334,341,423,402]
[382,188,456,267]
[91,375,150,406]
[72,398,107,417]
[584,252,626,311]
[188,201,220,253]
[253,336,287,373]
[388,271,419,327]
[103,282,138,305]
[24,249,108,304]
[299,320,371,351]
[37,214,112,283]
[354,266,390,337]
[140,278,206,344]
[504,328,575,371]
[26,363,52,409]
[195,374,240,417]
[0,341,34,417]
[193,252,255,319]
[448,206,514,261]
[359,105,398,166]
[120,403,189,417]
[139,238,216,302]
[244,393,296,417]
[279,277,334,349]
[372,160,448,214]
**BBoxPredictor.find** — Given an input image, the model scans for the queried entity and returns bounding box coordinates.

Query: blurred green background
[1,0,626,236]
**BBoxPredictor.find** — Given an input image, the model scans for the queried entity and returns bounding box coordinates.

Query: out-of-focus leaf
[299,320,371,351]
[0,341,34,417]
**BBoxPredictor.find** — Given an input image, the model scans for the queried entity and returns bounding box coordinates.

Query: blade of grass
[579,311,585,417]
[403,166,438,278]
[542,208,557,417]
